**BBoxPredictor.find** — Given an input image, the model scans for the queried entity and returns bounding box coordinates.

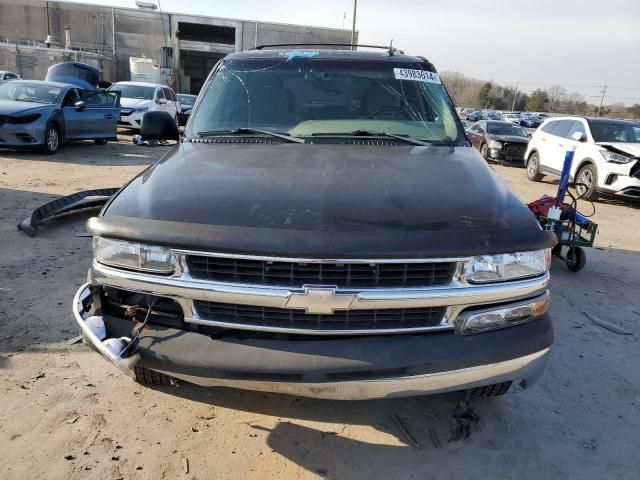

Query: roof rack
[254,43,404,55]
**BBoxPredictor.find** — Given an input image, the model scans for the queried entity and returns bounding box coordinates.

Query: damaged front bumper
[73,282,139,377]
[72,282,553,400]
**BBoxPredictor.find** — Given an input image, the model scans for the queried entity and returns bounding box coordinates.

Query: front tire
[41,124,60,154]
[526,152,544,182]
[479,143,489,160]
[468,381,512,398]
[133,366,173,386]
[575,164,598,200]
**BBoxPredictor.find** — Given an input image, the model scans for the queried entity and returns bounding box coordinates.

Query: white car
[107,81,179,129]
[525,116,640,200]
[502,113,520,124]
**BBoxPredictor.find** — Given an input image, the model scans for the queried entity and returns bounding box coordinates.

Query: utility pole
[597,85,607,117]
[511,83,519,111]
[350,0,357,50]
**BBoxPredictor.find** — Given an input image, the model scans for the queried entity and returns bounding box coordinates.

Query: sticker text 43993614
[393,68,441,84]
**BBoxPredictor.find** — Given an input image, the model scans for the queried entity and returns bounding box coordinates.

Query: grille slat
[194,301,446,332]
[186,256,456,288]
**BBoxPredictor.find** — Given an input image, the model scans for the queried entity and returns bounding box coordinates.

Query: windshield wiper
[312,130,434,146]
[196,127,306,144]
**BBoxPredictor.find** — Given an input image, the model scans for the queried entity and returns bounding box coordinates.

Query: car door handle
[104,114,115,119]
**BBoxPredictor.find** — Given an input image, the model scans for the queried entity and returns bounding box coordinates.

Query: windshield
[0,82,61,104]
[109,84,155,100]
[487,123,528,137]
[177,95,196,106]
[188,57,463,143]
[588,120,639,143]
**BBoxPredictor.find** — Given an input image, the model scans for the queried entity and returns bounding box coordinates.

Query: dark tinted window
[163,88,175,101]
[486,122,527,137]
[550,120,573,138]
[588,120,639,143]
[5,73,17,79]
[541,120,558,133]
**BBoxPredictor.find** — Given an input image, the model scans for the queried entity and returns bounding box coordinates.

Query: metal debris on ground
[449,399,480,442]
[584,312,633,335]
[391,414,421,450]
[66,335,84,345]
[182,457,189,474]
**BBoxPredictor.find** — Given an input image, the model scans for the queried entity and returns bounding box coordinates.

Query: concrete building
[0,0,354,93]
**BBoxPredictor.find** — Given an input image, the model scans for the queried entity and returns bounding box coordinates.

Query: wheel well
[527,149,538,161]
[573,158,596,181]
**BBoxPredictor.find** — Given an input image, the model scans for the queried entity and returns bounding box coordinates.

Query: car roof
[225,48,437,71]
[112,81,169,88]
[7,79,69,88]
[486,120,520,126]
[542,115,638,126]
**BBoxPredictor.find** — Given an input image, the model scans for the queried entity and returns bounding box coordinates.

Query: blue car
[0,62,120,154]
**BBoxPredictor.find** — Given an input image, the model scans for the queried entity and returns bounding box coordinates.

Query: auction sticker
[393,68,441,84]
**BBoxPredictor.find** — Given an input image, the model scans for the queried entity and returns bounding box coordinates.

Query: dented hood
[597,142,640,158]
[92,142,553,258]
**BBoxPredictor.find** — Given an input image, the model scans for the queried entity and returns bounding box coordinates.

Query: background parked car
[108,81,179,129]
[525,116,640,200]
[467,110,483,122]
[177,93,196,126]
[0,70,20,84]
[0,80,119,153]
[502,113,520,124]
[520,114,543,128]
[466,120,530,165]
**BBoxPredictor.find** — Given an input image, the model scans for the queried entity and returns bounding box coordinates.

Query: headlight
[134,107,149,113]
[488,140,503,149]
[599,149,634,164]
[456,291,550,335]
[465,249,551,283]
[7,114,41,124]
[93,237,176,274]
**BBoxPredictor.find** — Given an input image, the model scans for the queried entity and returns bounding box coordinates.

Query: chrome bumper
[72,281,551,399]
[73,282,139,377]
[156,348,550,400]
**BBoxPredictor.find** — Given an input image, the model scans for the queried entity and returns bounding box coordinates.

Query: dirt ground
[1,137,639,480]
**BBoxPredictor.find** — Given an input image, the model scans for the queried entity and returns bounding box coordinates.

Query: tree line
[440,71,640,120]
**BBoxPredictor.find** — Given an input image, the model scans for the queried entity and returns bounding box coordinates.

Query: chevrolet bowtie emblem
[285,286,358,315]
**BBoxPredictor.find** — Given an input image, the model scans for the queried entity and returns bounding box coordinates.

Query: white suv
[108,81,180,130]
[525,116,640,200]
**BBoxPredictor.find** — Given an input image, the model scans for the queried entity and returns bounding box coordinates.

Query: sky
[73,0,640,105]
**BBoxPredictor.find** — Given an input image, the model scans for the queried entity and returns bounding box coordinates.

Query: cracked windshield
[189,57,463,143]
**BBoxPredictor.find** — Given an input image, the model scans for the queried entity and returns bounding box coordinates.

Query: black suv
[73,47,554,400]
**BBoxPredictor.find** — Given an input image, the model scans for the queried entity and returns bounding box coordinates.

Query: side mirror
[571,131,585,142]
[158,97,168,105]
[140,111,179,141]
[74,100,86,111]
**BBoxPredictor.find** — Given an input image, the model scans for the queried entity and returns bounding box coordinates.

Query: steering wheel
[366,105,412,120]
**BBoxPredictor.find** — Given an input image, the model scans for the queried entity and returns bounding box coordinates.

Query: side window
[164,88,175,102]
[155,88,165,101]
[7,73,18,79]
[62,89,79,107]
[541,120,558,134]
[82,92,117,107]
[550,120,573,138]
[566,121,587,140]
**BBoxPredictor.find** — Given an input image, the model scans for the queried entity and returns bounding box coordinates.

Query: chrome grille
[194,301,446,332]
[185,256,456,288]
